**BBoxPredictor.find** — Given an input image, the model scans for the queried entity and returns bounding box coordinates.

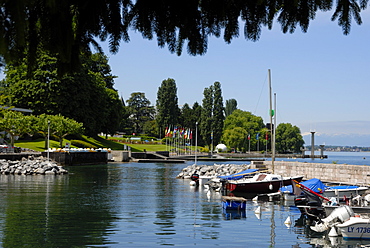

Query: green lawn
[14,136,170,152]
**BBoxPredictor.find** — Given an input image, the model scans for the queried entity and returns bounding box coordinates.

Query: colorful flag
[256,133,260,140]
[265,133,269,140]
[248,134,250,140]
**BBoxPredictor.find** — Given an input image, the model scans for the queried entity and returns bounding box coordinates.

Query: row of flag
[248,133,269,140]
[164,126,193,139]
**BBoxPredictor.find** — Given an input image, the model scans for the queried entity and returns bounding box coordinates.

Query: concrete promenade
[263,161,370,185]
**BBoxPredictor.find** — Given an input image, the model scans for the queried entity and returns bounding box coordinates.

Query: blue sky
[101,9,370,146]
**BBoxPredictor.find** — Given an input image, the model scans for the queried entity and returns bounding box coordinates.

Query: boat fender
[284,216,291,226]
[255,206,261,214]
[269,184,273,191]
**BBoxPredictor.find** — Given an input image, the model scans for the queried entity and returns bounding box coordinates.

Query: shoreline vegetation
[13,135,370,154]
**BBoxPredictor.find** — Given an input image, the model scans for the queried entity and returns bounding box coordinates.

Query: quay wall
[263,161,370,185]
[41,152,108,166]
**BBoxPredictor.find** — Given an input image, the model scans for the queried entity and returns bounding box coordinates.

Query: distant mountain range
[299,120,370,147]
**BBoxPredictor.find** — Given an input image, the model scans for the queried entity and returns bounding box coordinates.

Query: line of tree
[0,110,83,148]
[0,51,125,136]
[0,49,304,153]
[123,78,304,153]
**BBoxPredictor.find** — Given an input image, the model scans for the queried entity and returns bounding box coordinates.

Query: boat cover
[326,185,359,190]
[280,178,326,194]
[219,169,258,180]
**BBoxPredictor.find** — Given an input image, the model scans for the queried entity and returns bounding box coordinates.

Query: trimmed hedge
[71,140,97,149]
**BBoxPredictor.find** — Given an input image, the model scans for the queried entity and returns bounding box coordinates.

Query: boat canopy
[280,178,326,194]
[219,169,259,180]
[326,185,359,190]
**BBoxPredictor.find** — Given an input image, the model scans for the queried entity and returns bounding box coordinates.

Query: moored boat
[221,196,247,210]
[336,215,370,239]
[324,185,369,198]
[225,173,303,194]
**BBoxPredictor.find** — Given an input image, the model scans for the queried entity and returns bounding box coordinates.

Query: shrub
[71,140,97,149]
[199,147,209,153]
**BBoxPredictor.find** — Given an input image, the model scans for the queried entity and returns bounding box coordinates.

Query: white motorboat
[324,185,369,198]
[336,215,370,239]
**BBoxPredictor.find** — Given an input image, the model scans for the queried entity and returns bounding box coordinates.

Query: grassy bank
[14,136,170,152]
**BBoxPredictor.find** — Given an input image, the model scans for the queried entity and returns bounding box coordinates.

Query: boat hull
[337,217,370,239]
[324,187,369,198]
[226,176,303,194]
[222,196,247,210]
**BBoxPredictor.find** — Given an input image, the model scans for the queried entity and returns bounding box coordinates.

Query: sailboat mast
[268,69,275,172]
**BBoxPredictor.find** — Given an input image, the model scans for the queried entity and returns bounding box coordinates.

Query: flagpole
[195,122,198,165]
[268,69,275,173]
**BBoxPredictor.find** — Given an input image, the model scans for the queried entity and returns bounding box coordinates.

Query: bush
[71,140,97,149]
[199,147,209,153]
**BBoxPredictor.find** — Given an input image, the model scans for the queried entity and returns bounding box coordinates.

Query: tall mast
[268,69,275,172]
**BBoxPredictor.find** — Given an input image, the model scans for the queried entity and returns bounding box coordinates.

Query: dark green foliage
[71,140,98,149]
[225,99,237,117]
[222,110,265,151]
[212,82,225,145]
[0,1,367,73]
[179,103,195,129]
[200,86,213,146]
[156,78,180,137]
[126,92,155,134]
[2,52,124,135]
[275,123,305,153]
[143,120,158,138]
[200,82,225,146]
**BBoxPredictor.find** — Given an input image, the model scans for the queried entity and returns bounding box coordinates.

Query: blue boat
[222,196,247,210]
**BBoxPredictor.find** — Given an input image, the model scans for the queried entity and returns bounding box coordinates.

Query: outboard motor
[295,188,326,222]
[190,172,199,186]
[310,205,354,232]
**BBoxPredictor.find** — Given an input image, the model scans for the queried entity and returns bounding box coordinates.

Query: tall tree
[225,99,238,117]
[222,110,265,151]
[156,78,180,137]
[0,1,365,73]
[179,103,194,129]
[126,92,155,134]
[275,123,305,153]
[200,86,213,146]
[212,82,225,146]
[2,52,124,135]
[200,82,225,147]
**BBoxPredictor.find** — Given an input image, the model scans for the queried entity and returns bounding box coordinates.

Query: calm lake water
[0,152,369,247]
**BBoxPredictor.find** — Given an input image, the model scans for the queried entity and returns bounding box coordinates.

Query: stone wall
[263,161,370,185]
[41,151,108,166]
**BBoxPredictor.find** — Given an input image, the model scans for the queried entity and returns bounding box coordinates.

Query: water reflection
[0,161,368,247]
[0,164,123,247]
